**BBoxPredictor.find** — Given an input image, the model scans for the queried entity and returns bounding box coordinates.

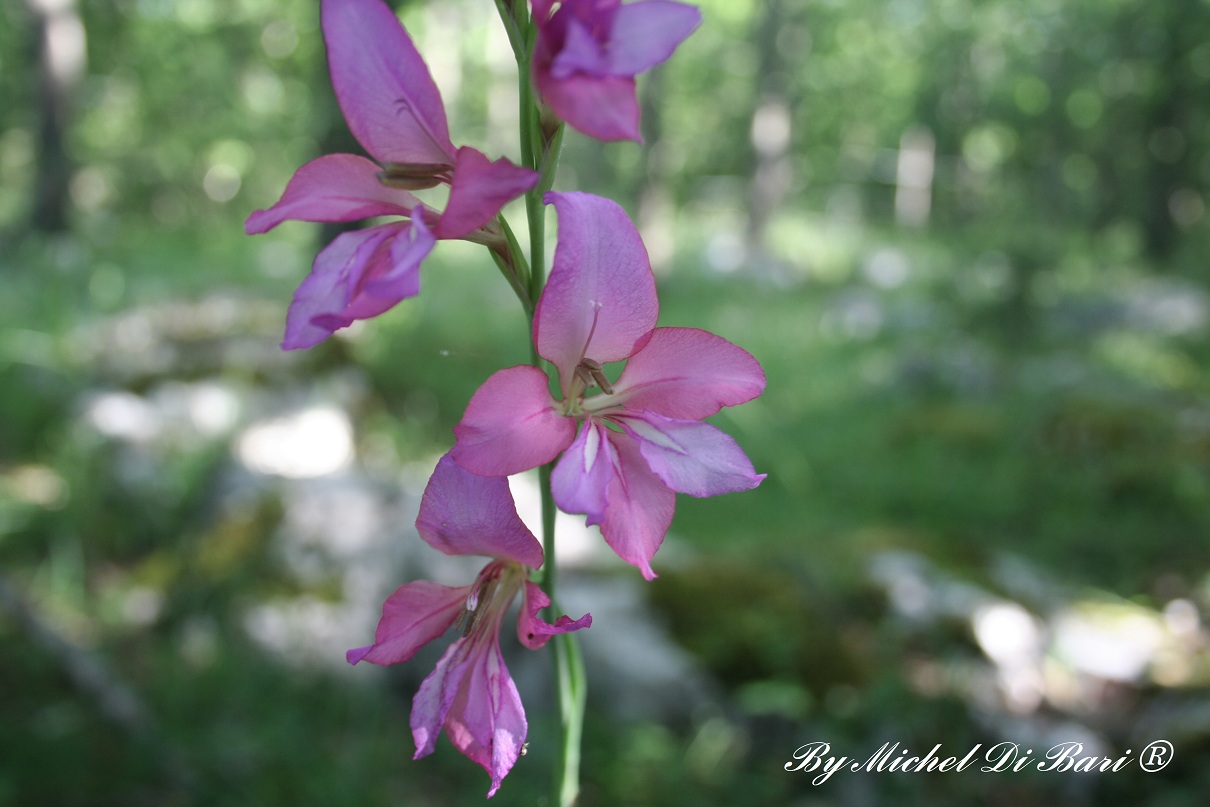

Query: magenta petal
[551,419,615,526]
[599,432,675,580]
[618,411,766,497]
[411,640,465,760]
[549,15,609,79]
[358,208,435,301]
[348,580,470,666]
[417,454,544,567]
[451,366,576,476]
[435,148,539,241]
[607,1,702,76]
[244,154,420,234]
[282,223,402,349]
[412,636,526,798]
[612,327,766,419]
[322,0,454,166]
[517,581,592,650]
[533,69,642,142]
[411,638,477,762]
[536,192,658,392]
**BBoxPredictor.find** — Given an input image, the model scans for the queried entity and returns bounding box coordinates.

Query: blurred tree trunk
[24,0,86,234]
[1139,0,1200,264]
[744,0,794,275]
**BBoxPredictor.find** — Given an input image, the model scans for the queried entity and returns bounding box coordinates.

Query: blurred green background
[3,0,1210,804]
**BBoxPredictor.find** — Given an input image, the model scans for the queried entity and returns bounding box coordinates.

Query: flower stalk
[510,10,582,804]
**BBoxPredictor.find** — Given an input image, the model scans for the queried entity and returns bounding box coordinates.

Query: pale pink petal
[282,223,402,350]
[599,432,675,580]
[532,69,642,142]
[451,366,577,476]
[322,0,454,166]
[611,327,766,419]
[606,1,702,76]
[435,147,539,241]
[244,153,420,234]
[550,419,615,526]
[417,454,544,567]
[412,635,526,797]
[536,192,658,393]
[617,411,765,497]
[346,579,470,666]
[446,638,526,798]
[517,581,592,650]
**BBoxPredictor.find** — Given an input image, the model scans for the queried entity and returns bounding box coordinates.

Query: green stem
[554,629,586,807]
[507,9,582,805]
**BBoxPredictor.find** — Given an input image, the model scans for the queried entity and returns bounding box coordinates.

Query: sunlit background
[2,0,1210,804]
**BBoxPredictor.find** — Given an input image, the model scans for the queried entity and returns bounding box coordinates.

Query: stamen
[577,357,614,395]
[574,363,596,391]
[377,162,451,191]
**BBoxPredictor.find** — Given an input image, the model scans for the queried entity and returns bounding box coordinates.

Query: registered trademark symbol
[1139,740,1173,772]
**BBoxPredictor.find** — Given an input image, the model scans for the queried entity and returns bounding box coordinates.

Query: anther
[576,357,614,394]
[377,162,451,191]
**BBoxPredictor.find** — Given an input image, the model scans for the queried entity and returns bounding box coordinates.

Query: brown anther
[377,162,451,191]
[576,358,614,395]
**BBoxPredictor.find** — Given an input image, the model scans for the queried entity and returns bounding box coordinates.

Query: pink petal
[411,639,466,760]
[536,192,658,393]
[517,581,592,650]
[451,366,577,476]
[417,455,544,568]
[282,220,433,350]
[532,68,642,142]
[282,224,399,350]
[412,636,526,797]
[244,154,420,234]
[359,210,436,301]
[617,411,765,497]
[599,432,675,580]
[550,419,615,526]
[607,1,702,76]
[346,579,470,666]
[549,14,609,79]
[611,327,766,419]
[435,147,539,241]
[322,0,454,166]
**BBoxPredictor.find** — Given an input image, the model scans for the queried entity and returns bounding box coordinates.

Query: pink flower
[450,192,765,579]
[531,0,702,142]
[348,454,590,797]
[246,0,538,349]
